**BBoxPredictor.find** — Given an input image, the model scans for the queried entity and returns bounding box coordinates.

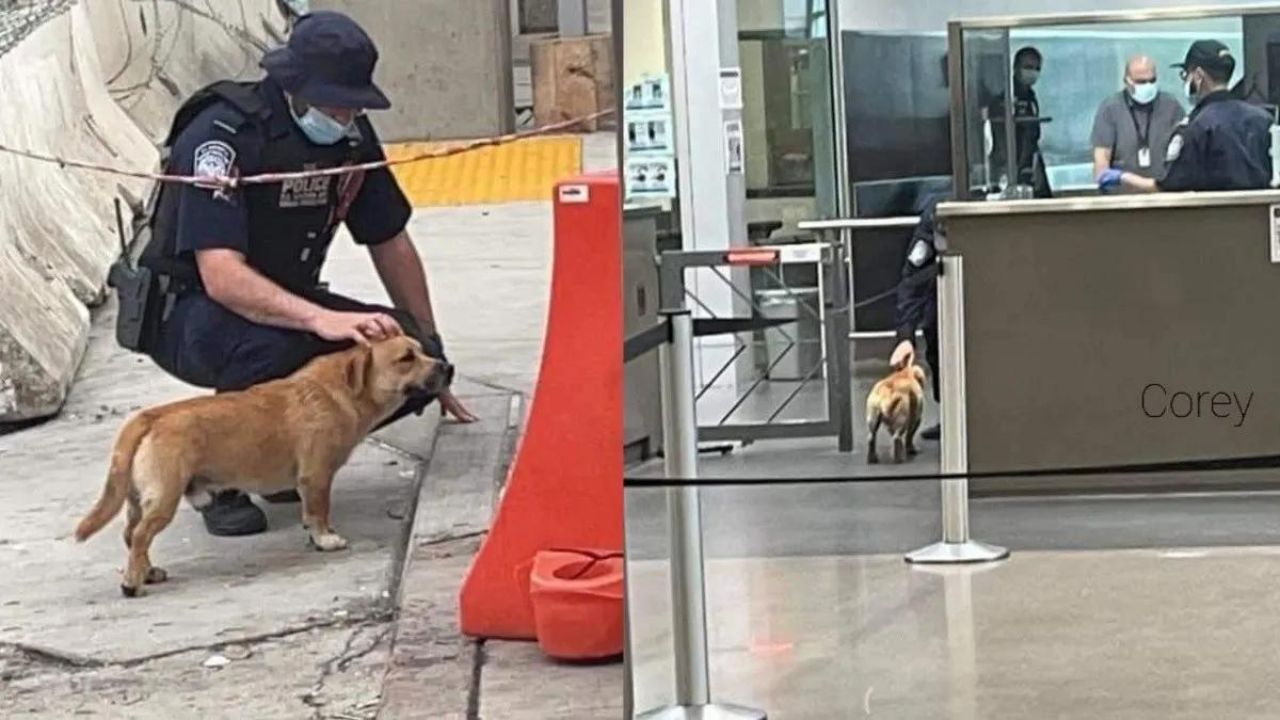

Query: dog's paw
[120,584,142,598]
[310,533,349,552]
[145,567,168,584]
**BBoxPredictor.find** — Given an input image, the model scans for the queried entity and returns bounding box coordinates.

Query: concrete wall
[85,0,286,142]
[0,1,285,422]
[0,6,142,420]
[587,0,612,34]
[313,0,514,141]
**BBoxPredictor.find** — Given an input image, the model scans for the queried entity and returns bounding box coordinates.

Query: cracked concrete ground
[2,619,395,719]
[0,133,620,718]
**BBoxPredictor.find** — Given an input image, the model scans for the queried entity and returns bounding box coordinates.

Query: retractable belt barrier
[624,452,1280,488]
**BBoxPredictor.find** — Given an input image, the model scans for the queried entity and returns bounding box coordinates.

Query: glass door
[738,0,839,230]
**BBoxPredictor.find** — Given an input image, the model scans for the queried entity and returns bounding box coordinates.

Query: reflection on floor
[628,548,1280,718]
[626,340,1280,717]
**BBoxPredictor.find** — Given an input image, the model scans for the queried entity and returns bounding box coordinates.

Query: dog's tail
[75,413,152,542]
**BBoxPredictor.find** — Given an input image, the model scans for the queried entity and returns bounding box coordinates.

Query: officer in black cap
[989,46,1053,199]
[137,11,478,537]
[1100,39,1273,192]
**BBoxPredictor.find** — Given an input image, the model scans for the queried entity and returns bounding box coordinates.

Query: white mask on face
[290,104,353,145]
[1129,81,1158,105]
[1186,73,1202,103]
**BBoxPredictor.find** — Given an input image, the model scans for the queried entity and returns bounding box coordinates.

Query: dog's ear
[346,345,375,395]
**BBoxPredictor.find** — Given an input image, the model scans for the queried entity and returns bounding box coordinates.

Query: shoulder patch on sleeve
[193,140,236,179]
[908,239,932,267]
[1165,133,1184,163]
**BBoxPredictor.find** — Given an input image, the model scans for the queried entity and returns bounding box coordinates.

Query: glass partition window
[953,11,1280,199]
[1010,18,1244,192]
[960,27,1012,198]
[738,0,838,209]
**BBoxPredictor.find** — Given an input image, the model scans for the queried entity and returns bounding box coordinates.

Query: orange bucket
[527,549,624,660]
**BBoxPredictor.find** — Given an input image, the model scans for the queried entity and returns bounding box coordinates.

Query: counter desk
[939,191,1280,494]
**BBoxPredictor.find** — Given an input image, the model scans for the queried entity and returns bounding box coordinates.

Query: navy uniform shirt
[1159,90,1273,192]
[167,78,412,289]
[895,195,943,344]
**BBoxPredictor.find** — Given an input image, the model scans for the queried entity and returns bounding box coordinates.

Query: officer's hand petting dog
[890,340,915,371]
[439,389,479,423]
[312,308,403,345]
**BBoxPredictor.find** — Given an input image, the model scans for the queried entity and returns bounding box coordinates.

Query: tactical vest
[141,80,367,296]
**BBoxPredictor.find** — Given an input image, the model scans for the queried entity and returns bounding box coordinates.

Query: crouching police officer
[887,194,946,442]
[121,11,478,537]
[1100,40,1273,193]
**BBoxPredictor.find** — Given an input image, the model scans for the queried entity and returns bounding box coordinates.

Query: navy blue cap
[1173,39,1236,75]
[260,11,390,110]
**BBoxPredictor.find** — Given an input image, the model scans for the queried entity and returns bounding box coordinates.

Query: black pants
[922,320,940,403]
[153,289,441,428]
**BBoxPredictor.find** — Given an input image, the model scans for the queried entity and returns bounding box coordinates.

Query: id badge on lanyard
[1129,104,1153,169]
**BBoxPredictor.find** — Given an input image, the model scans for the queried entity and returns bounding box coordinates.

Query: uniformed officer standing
[990,47,1053,199]
[1100,40,1273,193]
[887,194,947,442]
[139,11,478,536]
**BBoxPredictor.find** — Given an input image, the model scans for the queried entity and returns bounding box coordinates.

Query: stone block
[530,34,615,132]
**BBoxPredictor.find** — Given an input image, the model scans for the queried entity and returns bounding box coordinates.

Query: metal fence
[656,241,854,451]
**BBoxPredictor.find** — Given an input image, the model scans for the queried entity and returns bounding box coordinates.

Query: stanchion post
[663,310,710,704]
[637,311,766,719]
[905,256,1009,565]
[623,524,635,718]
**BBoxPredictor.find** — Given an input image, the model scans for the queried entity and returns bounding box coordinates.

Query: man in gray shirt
[1091,55,1186,185]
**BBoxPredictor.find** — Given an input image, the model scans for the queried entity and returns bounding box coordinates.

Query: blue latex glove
[1098,169,1124,190]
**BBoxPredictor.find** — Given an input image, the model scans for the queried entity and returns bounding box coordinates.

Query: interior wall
[622,0,667,87]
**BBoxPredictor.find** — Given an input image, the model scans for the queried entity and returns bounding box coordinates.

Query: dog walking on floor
[866,361,927,464]
[74,336,450,598]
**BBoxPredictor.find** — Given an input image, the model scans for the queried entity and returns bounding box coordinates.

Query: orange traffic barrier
[529,549,624,660]
[459,172,624,640]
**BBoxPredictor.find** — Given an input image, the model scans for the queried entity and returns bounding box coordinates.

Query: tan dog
[74,336,448,597]
[865,362,927,464]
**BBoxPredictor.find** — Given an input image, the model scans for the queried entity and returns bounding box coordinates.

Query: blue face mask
[1129,81,1158,105]
[291,105,351,145]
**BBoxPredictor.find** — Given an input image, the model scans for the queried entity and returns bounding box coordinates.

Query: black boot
[200,491,268,536]
[921,423,941,441]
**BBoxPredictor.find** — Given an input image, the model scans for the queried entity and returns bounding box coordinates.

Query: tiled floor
[628,548,1280,719]
[624,341,1280,718]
